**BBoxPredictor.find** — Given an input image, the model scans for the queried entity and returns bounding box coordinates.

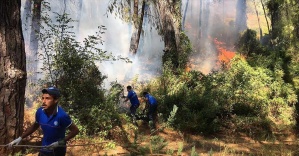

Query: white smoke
[21,0,164,89]
[22,0,242,89]
[182,0,239,74]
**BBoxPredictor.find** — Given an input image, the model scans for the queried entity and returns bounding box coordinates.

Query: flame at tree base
[214,38,236,67]
[186,37,237,74]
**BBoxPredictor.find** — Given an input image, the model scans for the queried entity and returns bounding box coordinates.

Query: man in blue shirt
[143,92,158,131]
[8,86,79,156]
[124,85,140,124]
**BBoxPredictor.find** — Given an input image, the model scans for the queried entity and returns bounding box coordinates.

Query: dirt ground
[21,120,299,156]
[18,105,299,156]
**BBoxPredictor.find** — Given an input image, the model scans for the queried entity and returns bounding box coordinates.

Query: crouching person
[143,92,158,132]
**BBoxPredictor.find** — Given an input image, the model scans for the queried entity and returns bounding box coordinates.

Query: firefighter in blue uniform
[123,85,140,124]
[8,86,79,156]
[143,92,158,131]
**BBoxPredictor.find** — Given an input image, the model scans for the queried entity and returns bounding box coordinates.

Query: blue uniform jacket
[127,90,140,106]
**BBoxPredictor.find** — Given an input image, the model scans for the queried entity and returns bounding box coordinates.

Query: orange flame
[185,37,237,73]
[213,38,236,66]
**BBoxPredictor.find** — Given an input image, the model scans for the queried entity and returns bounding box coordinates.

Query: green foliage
[150,135,168,153]
[143,53,297,135]
[35,2,128,136]
[178,32,193,69]
[177,142,184,155]
[166,149,174,155]
[233,116,274,141]
[214,56,296,125]
[28,0,299,143]
[144,62,220,134]
[166,104,178,127]
[266,1,299,131]
[162,32,192,70]
[69,114,87,137]
[191,146,199,156]
[236,29,268,56]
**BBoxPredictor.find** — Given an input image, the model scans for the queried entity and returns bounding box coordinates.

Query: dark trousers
[148,105,157,121]
[39,147,66,156]
[130,104,139,116]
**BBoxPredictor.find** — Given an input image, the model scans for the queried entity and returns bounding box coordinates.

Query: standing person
[7,86,79,156]
[143,92,158,131]
[124,85,140,124]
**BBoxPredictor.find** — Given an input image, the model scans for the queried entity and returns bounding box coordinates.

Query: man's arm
[64,123,79,142]
[8,122,40,147]
[21,122,40,139]
[124,97,129,102]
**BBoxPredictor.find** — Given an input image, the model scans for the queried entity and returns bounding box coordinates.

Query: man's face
[42,93,57,110]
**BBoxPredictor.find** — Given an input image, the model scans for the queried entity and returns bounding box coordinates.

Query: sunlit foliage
[35,2,129,136]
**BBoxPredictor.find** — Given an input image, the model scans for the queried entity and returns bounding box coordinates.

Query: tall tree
[109,0,185,68]
[129,0,146,54]
[182,0,189,31]
[267,0,281,41]
[236,0,248,33]
[21,0,32,40]
[253,0,263,38]
[28,0,42,84]
[266,0,299,129]
[260,0,270,34]
[26,0,42,104]
[0,0,26,154]
[149,0,183,68]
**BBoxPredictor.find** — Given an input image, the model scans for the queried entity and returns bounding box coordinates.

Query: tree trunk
[28,0,41,84]
[154,0,181,68]
[0,0,26,154]
[235,0,247,33]
[260,0,270,34]
[129,0,146,54]
[133,0,139,27]
[22,0,32,40]
[267,0,280,40]
[182,0,189,31]
[253,0,263,38]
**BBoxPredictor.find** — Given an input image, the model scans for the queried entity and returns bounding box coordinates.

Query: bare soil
[20,105,299,156]
[22,120,298,156]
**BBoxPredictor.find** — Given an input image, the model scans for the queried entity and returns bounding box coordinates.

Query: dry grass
[22,106,299,156]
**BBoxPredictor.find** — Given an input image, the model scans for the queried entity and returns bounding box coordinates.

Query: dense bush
[143,55,297,136]
[162,32,192,70]
[33,1,298,139]
[36,5,127,136]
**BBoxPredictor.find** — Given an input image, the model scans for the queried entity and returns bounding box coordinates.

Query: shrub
[36,2,128,136]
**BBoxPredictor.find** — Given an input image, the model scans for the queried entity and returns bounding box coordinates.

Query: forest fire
[213,38,236,67]
[185,37,237,73]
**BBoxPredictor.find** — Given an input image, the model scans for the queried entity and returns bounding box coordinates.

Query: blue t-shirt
[35,106,72,148]
[145,94,157,106]
[127,90,140,106]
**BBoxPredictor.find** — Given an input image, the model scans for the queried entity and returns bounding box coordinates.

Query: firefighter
[143,92,158,131]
